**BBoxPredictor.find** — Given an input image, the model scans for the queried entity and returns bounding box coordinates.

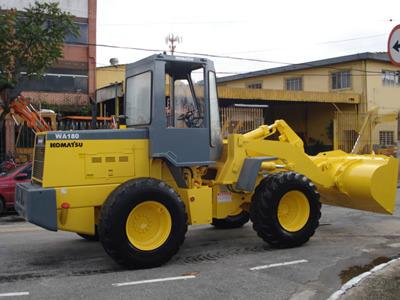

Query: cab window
[165,64,205,128]
[125,71,152,126]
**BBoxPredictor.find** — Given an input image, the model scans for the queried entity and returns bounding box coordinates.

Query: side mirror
[15,173,29,180]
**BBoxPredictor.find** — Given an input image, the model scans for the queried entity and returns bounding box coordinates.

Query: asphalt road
[1,192,400,300]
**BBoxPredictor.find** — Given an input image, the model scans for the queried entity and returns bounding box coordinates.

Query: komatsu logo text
[49,142,83,148]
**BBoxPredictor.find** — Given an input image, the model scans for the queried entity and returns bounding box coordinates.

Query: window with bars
[247,82,262,89]
[379,131,395,146]
[382,70,400,87]
[285,77,303,91]
[331,70,351,89]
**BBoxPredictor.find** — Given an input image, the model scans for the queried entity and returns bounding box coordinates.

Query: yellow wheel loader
[15,54,398,269]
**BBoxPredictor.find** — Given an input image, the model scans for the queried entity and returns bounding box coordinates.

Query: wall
[96,65,126,89]
[366,60,400,112]
[266,102,335,147]
[87,0,96,98]
[220,58,400,151]
[221,61,366,95]
[366,60,400,144]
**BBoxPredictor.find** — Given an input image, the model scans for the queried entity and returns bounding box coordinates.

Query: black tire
[77,233,99,241]
[212,211,249,229]
[77,227,99,241]
[250,172,321,248]
[0,197,5,216]
[98,178,187,269]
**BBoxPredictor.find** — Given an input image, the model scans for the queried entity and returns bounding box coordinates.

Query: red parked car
[0,162,32,215]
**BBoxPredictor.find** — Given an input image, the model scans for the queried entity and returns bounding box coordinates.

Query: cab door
[149,61,213,167]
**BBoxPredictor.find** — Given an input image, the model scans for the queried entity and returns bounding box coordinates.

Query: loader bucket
[313,152,398,215]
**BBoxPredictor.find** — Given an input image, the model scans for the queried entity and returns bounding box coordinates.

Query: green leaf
[0,2,79,93]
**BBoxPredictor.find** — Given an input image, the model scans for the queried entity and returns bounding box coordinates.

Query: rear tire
[250,172,321,248]
[98,178,187,269]
[212,211,249,229]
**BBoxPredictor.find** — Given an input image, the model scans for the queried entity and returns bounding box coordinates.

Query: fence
[334,111,364,153]
[334,110,398,155]
[220,106,264,138]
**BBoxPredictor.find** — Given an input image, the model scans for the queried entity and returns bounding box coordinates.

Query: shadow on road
[0,212,26,224]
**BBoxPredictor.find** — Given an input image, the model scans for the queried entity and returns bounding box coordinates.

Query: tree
[0,1,78,122]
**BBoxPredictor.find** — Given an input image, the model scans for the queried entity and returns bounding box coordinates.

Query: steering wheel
[177,110,204,128]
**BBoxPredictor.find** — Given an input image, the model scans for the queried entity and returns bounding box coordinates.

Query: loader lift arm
[216,119,398,215]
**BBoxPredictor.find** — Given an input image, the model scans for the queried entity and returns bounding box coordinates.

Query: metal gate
[334,111,365,153]
[334,110,398,155]
[220,106,264,138]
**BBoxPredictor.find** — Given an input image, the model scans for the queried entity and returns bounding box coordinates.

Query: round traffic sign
[388,24,400,66]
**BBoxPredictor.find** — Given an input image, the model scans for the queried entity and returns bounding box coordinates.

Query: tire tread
[98,178,187,268]
[250,172,321,248]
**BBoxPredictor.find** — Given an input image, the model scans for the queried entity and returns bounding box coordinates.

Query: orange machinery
[9,96,116,162]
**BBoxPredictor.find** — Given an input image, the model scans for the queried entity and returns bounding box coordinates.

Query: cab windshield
[165,63,205,128]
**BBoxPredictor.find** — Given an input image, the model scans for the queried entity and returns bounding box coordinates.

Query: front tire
[0,197,5,216]
[212,211,249,229]
[250,172,321,248]
[98,178,187,269]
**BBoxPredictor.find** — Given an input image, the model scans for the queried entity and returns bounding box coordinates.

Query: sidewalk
[341,259,400,300]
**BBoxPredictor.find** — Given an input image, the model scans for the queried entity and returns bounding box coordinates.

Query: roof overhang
[96,83,124,103]
[217,86,360,104]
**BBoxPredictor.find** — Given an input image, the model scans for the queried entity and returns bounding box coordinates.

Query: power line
[85,42,388,75]
[96,67,388,77]
[88,42,289,64]
[223,33,386,55]
[96,65,242,75]
[95,62,388,76]
[98,20,244,26]
[96,61,242,75]
[317,33,385,45]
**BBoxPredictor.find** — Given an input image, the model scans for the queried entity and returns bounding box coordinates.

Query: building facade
[94,53,400,156]
[0,0,96,112]
[218,52,400,154]
[0,0,96,160]
[96,65,125,117]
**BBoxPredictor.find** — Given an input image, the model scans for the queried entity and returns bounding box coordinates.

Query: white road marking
[0,292,29,297]
[250,259,308,271]
[388,242,400,248]
[112,275,196,287]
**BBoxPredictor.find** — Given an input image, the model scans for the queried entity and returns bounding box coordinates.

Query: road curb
[327,257,400,300]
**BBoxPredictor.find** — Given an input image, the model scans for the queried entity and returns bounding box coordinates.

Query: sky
[97,0,400,77]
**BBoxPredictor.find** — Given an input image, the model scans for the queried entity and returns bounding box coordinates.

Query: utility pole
[165,34,182,55]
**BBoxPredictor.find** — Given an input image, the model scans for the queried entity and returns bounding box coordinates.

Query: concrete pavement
[0,193,400,299]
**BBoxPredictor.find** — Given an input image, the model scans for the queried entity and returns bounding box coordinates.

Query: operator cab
[125,54,222,166]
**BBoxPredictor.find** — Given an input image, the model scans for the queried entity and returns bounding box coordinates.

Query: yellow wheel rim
[125,201,172,251]
[277,191,310,232]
